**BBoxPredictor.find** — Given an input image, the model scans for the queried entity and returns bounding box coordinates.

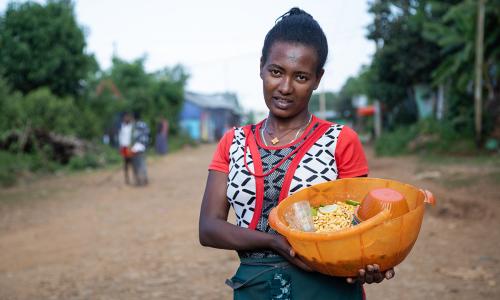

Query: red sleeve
[335,126,369,178]
[208,129,234,173]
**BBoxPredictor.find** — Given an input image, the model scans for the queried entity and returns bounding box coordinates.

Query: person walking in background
[155,118,169,155]
[118,111,150,186]
[118,112,135,185]
[131,112,150,186]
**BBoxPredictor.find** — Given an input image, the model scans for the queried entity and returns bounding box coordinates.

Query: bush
[67,153,100,170]
[67,145,121,171]
[0,151,26,186]
[21,88,79,135]
[414,119,475,154]
[375,126,418,156]
[0,150,57,187]
[0,143,122,187]
[375,119,476,156]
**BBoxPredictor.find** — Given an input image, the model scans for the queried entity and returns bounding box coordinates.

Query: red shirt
[209,118,368,178]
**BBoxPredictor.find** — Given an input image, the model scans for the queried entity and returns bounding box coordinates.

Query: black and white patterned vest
[226,122,343,229]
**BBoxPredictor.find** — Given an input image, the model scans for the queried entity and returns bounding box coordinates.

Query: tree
[101,56,188,135]
[365,0,445,127]
[0,77,23,133]
[423,0,500,138]
[0,0,96,97]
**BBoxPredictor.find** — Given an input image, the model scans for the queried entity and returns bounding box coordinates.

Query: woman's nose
[278,77,293,95]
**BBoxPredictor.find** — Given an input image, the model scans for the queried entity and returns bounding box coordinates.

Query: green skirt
[226,256,364,300]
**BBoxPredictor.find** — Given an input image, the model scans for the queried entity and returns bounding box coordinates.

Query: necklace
[245,119,328,178]
[261,114,313,146]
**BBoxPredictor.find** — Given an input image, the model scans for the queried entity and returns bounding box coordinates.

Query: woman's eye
[270,69,281,76]
[296,75,308,82]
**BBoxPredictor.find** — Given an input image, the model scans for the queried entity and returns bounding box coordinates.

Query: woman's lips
[273,97,293,110]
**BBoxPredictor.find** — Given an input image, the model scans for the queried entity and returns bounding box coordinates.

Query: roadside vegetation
[311,1,499,159]
[0,1,191,186]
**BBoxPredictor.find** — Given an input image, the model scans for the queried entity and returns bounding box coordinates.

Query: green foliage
[424,0,499,89]
[0,0,96,97]
[105,57,188,135]
[337,70,372,118]
[339,69,370,98]
[0,2,193,186]
[20,88,78,134]
[81,88,126,140]
[423,1,476,88]
[0,151,29,187]
[374,125,418,156]
[0,77,23,132]
[0,149,59,187]
[67,145,121,171]
[0,144,121,186]
[366,0,442,112]
[67,153,100,170]
[375,118,476,156]
[361,0,500,148]
[422,0,500,134]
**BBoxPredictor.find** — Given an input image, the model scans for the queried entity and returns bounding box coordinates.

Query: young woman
[199,8,394,299]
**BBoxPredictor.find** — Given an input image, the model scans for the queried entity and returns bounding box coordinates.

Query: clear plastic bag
[284,200,315,232]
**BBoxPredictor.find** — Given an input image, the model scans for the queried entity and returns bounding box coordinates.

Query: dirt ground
[0,144,499,300]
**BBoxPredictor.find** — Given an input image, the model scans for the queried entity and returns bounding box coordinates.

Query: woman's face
[260,41,324,119]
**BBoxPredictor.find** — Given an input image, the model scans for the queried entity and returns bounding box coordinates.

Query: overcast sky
[0,0,375,112]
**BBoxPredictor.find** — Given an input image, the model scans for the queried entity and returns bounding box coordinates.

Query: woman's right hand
[271,235,313,272]
[200,170,314,271]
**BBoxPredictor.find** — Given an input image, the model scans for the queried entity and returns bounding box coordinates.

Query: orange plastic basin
[269,178,435,277]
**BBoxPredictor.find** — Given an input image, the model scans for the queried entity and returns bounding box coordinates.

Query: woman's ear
[313,69,325,90]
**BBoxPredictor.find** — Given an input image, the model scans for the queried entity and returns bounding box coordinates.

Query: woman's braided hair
[261,7,328,75]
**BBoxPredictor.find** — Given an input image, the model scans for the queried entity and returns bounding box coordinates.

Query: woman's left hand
[346,265,395,284]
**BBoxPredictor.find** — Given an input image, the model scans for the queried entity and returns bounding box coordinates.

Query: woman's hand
[271,235,313,272]
[346,265,395,284]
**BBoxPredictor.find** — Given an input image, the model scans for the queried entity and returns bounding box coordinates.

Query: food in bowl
[269,178,436,277]
[312,202,357,232]
[285,200,361,233]
[284,188,411,234]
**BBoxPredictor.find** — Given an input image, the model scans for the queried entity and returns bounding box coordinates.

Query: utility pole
[474,0,485,146]
[374,100,382,138]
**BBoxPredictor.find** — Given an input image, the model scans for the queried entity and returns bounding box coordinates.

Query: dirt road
[0,144,499,299]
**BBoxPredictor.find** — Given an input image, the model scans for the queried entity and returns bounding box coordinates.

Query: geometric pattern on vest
[256,122,318,234]
[238,124,319,260]
[288,124,343,195]
[238,145,297,259]
[258,145,296,233]
[227,127,256,228]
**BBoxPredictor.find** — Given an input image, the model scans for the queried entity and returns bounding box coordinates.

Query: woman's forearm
[199,217,275,251]
[199,170,279,252]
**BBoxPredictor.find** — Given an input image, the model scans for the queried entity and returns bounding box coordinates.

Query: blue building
[179,92,242,142]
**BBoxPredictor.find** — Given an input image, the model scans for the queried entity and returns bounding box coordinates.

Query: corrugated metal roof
[184,91,242,114]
